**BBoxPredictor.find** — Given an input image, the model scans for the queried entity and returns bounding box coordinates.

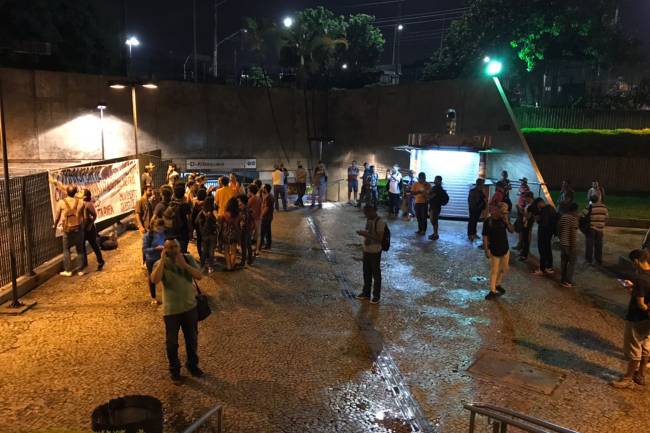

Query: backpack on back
[62,198,82,233]
[440,189,450,206]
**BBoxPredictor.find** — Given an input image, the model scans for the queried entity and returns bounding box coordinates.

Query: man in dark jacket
[428,176,448,241]
[467,178,486,241]
[531,198,557,275]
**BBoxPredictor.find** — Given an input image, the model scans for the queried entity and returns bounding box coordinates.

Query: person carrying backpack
[355,205,388,304]
[52,185,85,277]
[428,175,449,241]
[165,184,192,254]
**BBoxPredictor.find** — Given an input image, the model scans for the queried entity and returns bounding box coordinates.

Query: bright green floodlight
[485,60,503,76]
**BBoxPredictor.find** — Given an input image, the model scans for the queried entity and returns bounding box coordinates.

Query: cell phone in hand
[617,279,634,288]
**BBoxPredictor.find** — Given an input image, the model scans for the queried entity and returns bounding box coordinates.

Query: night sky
[121,0,650,75]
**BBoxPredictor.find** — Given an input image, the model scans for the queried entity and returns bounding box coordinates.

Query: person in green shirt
[151,237,204,382]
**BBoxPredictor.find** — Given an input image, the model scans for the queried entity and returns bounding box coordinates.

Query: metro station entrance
[398,133,490,219]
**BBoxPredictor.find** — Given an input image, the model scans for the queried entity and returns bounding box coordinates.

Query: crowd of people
[52,159,648,387]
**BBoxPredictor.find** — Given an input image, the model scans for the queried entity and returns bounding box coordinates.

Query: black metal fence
[0,152,170,289]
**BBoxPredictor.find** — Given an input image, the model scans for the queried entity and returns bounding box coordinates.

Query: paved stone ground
[1,203,648,433]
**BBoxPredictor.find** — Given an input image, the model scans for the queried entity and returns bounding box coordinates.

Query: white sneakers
[59,271,73,277]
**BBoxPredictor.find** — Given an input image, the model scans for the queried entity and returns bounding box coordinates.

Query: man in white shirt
[272,165,287,211]
[354,205,386,304]
[386,166,402,217]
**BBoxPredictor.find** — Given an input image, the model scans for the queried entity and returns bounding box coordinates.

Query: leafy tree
[423,0,635,81]
[0,0,121,74]
[246,66,273,87]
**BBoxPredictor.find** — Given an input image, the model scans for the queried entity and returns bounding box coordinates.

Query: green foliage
[550,191,650,219]
[280,7,384,88]
[0,0,122,74]
[423,0,635,80]
[522,128,650,136]
[247,66,273,88]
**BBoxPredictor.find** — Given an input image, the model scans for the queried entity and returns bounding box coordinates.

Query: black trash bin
[91,395,163,433]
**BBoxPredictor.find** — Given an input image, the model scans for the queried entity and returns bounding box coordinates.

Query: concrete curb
[608,218,650,229]
[0,215,137,306]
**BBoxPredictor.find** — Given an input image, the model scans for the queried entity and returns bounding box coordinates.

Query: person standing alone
[150,237,205,382]
[272,165,287,211]
[311,161,328,208]
[355,205,386,304]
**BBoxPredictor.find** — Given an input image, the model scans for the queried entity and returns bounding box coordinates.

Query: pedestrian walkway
[0,205,648,433]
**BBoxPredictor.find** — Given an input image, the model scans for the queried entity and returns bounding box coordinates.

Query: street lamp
[283,16,294,28]
[485,59,503,77]
[397,24,404,31]
[107,80,157,157]
[97,102,107,160]
[341,63,348,70]
[125,36,140,58]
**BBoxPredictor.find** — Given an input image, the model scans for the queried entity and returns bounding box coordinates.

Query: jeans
[81,225,104,268]
[489,251,510,293]
[519,225,532,259]
[200,236,216,267]
[261,218,272,247]
[538,227,554,271]
[312,181,326,206]
[362,252,382,299]
[146,260,157,298]
[429,206,441,235]
[388,192,401,215]
[62,230,84,272]
[560,245,577,284]
[468,208,482,237]
[240,231,253,264]
[273,185,287,210]
[163,307,199,373]
[415,203,428,233]
[295,183,306,206]
[368,188,378,207]
[585,229,604,264]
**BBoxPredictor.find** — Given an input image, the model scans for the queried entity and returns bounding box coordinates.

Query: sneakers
[485,291,499,300]
[560,281,574,288]
[97,262,105,271]
[77,271,85,276]
[544,268,555,275]
[531,269,545,276]
[59,271,73,277]
[610,376,635,389]
[496,286,506,295]
[355,293,370,300]
[370,297,380,304]
[428,234,439,240]
[151,299,161,305]
[188,367,204,377]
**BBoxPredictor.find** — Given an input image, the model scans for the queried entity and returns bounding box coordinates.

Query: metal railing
[464,403,580,433]
[182,404,223,433]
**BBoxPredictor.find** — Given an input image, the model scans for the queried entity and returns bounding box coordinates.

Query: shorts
[623,321,650,361]
[348,179,358,193]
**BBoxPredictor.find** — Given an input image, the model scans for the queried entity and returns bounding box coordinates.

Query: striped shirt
[584,203,608,231]
[558,213,579,247]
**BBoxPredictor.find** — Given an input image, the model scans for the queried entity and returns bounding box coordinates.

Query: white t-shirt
[271,169,285,186]
[388,173,402,194]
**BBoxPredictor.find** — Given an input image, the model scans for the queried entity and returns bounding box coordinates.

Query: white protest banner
[49,160,141,235]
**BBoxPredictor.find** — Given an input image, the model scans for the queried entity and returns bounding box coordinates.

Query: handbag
[193,280,212,321]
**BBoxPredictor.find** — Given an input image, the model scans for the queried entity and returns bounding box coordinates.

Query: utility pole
[193,0,198,83]
[391,1,403,82]
[213,0,219,78]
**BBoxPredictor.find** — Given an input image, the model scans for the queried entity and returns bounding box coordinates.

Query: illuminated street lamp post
[108,80,157,157]
[97,102,107,160]
[283,16,294,28]
[0,77,21,309]
[125,36,140,77]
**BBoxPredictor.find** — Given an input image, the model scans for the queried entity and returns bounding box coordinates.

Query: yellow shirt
[412,182,431,204]
[216,187,235,217]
